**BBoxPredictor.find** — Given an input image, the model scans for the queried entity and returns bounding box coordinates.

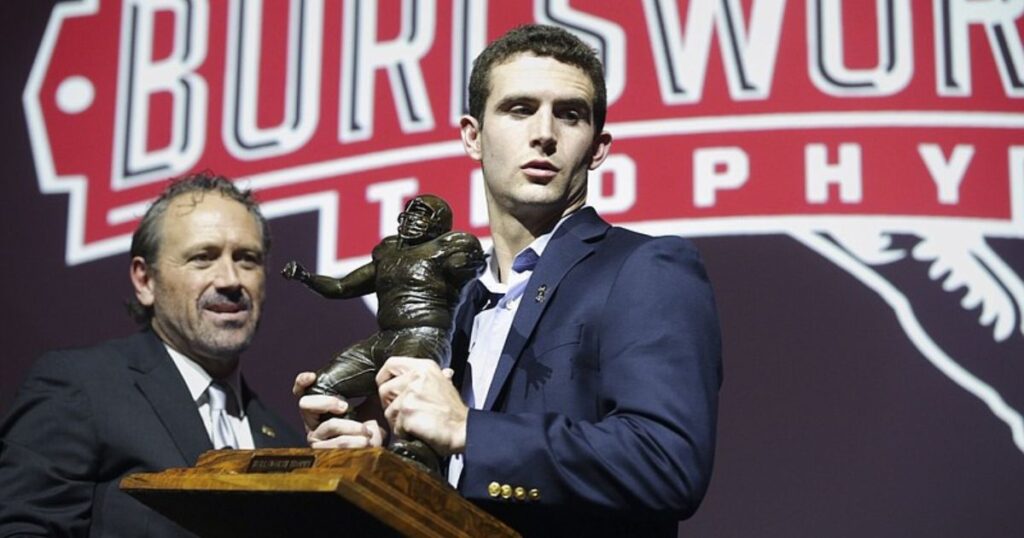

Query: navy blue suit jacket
[0,330,302,537]
[451,208,722,536]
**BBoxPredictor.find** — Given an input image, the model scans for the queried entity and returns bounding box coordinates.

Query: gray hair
[127,172,270,323]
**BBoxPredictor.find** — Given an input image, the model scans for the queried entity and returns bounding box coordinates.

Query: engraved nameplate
[246,454,316,473]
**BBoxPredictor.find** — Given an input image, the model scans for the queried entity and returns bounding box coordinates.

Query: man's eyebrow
[556,97,592,111]
[493,94,537,108]
[493,94,592,111]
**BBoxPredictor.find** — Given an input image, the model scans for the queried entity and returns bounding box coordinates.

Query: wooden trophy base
[120,447,519,538]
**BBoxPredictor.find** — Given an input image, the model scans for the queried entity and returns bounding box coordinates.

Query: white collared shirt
[447,212,571,487]
[165,345,256,449]
[464,229,557,408]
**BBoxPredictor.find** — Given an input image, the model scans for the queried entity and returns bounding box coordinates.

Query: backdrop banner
[2,1,1022,536]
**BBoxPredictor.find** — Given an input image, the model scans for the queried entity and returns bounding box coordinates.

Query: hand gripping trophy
[282,195,484,473]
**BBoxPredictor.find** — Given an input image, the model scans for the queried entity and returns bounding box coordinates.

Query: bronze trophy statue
[282,194,484,474]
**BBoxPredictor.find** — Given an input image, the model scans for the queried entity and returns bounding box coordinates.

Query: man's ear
[459,115,483,161]
[130,256,156,307]
[588,131,613,170]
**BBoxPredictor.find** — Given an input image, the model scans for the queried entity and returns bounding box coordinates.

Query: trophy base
[120,447,518,537]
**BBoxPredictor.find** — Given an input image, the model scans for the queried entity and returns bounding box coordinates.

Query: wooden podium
[120,448,519,537]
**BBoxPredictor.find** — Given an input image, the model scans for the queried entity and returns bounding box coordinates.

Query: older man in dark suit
[0,173,302,537]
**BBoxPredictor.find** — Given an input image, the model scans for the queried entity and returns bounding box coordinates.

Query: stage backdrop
[2,1,1022,536]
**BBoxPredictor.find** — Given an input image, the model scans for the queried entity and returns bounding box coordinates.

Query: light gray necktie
[207,381,238,449]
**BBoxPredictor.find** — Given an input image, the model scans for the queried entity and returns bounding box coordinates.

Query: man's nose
[530,110,557,154]
[213,258,242,289]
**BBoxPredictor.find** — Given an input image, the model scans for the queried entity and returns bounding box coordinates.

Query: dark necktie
[512,248,539,273]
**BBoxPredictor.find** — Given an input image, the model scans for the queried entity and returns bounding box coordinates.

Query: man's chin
[197,328,257,359]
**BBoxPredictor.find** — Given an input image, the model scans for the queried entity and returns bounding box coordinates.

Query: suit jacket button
[528,488,541,502]
[513,486,526,501]
[500,484,513,499]
[488,482,501,498]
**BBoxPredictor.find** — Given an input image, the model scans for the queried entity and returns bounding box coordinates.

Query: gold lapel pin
[261,425,277,438]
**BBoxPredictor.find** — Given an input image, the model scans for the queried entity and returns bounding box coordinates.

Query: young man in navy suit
[298,25,722,536]
[0,174,302,537]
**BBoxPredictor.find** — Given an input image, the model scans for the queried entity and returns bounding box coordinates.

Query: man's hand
[292,372,385,449]
[375,357,468,457]
[281,261,310,283]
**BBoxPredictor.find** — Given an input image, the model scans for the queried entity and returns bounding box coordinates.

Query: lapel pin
[535,284,548,303]
[261,425,277,438]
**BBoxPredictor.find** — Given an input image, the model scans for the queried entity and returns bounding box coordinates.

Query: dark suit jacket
[0,330,302,537]
[451,208,722,537]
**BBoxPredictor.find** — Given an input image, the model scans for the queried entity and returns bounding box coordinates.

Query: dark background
[2,2,1023,536]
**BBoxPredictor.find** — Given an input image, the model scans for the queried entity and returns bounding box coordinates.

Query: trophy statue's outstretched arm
[281,260,377,299]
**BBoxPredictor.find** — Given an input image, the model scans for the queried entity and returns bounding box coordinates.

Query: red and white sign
[24,0,1024,453]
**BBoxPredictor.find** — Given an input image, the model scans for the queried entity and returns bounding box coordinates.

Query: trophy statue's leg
[384,329,451,477]
[388,327,452,367]
[390,438,444,478]
[306,340,379,415]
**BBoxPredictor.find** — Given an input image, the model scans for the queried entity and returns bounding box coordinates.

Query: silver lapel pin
[535,284,548,303]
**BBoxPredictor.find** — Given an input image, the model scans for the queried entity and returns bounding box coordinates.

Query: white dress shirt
[447,213,570,486]
[165,345,256,449]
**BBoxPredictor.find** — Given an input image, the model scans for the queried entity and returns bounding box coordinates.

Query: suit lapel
[450,280,490,389]
[128,331,213,464]
[481,208,609,410]
[242,381,291,448]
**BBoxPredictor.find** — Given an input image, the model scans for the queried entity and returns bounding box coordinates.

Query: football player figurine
[282,194,484,473]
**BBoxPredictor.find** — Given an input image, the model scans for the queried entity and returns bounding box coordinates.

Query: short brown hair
[468,24,607,135]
